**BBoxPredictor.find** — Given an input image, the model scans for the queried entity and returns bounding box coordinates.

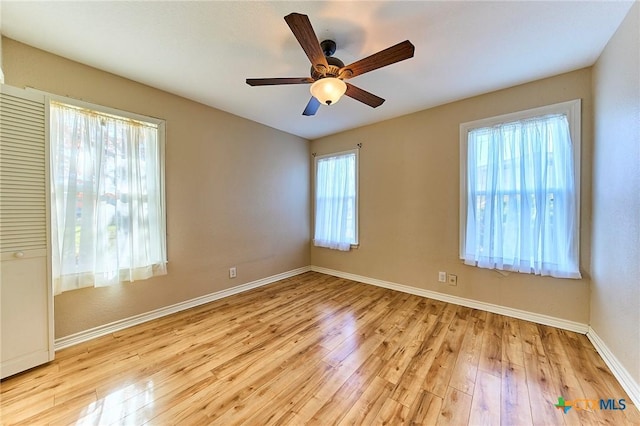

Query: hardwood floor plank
[369,295,426,362]
[437,303,459,325]
[448,314,485,395]
[321,294,403,366]
[18,390,97,426]
[502,316,524,367]
[405,390,443,426]
[377,311,439,386]
[0,272,637,426]
[390,320,449,406]
[306,354,386,425]
[92,346,221,422]
[141,336,330,423]
[52,352,142,406]
[0,388,55,425]
[537,324,601,426]
[501,361,533,426]
[206,344,331,424]
[437,386,472,425]
[520,320,568,426]
[281,337,385,423]
[0,363,59,407]
[478,312,503,377]
[338,375,395,425]
[422,315,468,398]
[241,361,336,426]
[556,328,640,425]
[374,397,411,425]
[117,374,221,424]
[469,370,501,426]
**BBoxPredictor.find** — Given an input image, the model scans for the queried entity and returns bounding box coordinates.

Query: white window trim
[459,99,581,261]
[313,148,360,247]
[37,90,168,264]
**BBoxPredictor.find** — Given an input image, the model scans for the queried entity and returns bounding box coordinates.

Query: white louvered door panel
[0,89,47,252]
[0,84,54,379]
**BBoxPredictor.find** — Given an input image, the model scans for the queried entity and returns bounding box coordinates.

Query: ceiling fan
[246,13,415,116]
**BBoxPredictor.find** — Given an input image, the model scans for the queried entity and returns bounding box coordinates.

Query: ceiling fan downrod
[320,40,337,57]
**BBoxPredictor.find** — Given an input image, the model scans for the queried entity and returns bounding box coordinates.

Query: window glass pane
[314,151,358,251]
[50,101,166,294]
[461,106,580,279]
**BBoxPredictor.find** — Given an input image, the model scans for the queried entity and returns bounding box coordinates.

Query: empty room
[0,1,638,424]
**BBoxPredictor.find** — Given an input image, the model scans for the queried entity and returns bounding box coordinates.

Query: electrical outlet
[448,274,457,286]
[438,271,447,283]
[229,267,237,279]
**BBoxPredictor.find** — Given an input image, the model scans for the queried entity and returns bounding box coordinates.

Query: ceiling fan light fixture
[310,77,347,106]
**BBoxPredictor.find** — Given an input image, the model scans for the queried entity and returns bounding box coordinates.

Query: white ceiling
[0,1,634,140]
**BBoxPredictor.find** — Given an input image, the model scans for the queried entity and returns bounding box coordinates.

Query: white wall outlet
[448,274,457,286]
[438,271,447,283]
[229,267,237,279]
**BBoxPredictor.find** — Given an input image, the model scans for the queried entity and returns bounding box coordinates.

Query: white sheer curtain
[50,102,167,295]
[314,152,357,251]
[463,113,581,278]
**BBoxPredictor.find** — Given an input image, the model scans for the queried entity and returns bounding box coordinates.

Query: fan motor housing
[311,41,345,79]
[311,59,344,79]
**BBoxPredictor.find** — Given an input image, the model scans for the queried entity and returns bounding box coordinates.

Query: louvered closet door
[0,84,54,379]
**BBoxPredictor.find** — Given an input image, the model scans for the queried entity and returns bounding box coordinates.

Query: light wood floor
[1,272,638,425]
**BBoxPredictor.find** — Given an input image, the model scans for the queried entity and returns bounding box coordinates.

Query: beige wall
[311,69,593,324]
[2,38,311,338]
[4,33,616,339]
[591,3,640,386]
[0,35,4,82]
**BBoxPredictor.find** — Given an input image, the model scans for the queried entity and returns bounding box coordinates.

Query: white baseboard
[311,265,589,334]
[587,328,640,408]
[55,266,311,350]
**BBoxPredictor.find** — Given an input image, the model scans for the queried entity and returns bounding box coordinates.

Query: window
[50,98,167,294]
[460,100,581,279]
[313,150,358,251]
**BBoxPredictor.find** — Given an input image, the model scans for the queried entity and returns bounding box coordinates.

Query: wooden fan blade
[345,83,385,108]
[302,97,321,116]
[284,13,329,73]
[339,40,415,79]
[246,77,314,86]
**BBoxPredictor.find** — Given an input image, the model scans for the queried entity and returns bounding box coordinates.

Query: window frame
[313,148,360,248]
[43,91,168,267]
[459,99,581,267]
